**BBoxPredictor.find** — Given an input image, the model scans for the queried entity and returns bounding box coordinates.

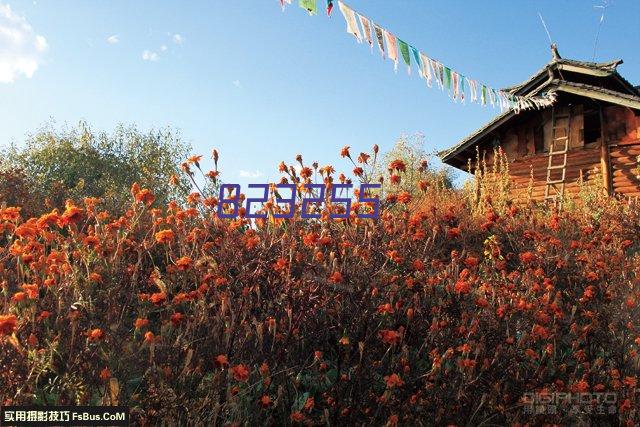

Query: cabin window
[583,109,602,145]
[534,125,545,153]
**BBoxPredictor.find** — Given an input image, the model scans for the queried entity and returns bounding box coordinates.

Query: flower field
[1,148,639,425]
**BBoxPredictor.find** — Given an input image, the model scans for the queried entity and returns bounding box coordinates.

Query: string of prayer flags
[338,1,362,42]
[299,0,317,15]
[358,14,373,48]
[283,0,556,112]
[398,39,411,75]
[383,29,398,72]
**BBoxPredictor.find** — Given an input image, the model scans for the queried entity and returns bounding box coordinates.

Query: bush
[1,121,191,215]
[0,147,638,425]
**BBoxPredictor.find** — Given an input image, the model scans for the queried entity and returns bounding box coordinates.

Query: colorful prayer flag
[383,29,398,72]
[398,39,411,75]
[338,1,362,43]
[299,0,317,15]
[373,24,385,58]
[410,46,421,77]
[419,52,432,86]
[444,67,452,91]
[358,14,373,47]
[452,71,459,99]
[326,0,333,16]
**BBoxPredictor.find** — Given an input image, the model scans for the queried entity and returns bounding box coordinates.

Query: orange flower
[303,396,315,411]
[187,155,203,165]
[384,373,404,388]
[397,191,412,204]
[22,283,39,299]
[135,189,155,205]
[0,206,21,221]
[61,200,84,225]
[623,376,637,388]
[0,314,18,336]
[11,292,26,303]
[389,159,406,172]
[155,229,175,244]
[87,328,104,342]
[230,364,250,382]
[170,312,184,326]
[83,235,100,248]
[340,146,351,158]
[175,256,192,271]
[144,331,156,343]
[329,271,343,284]
[150,292,167,305]
[259,395,272,408]
[89,272,102,283]
[519,251,536,264]
[454,280,470,294]
[134,318,149,329]
[290,411,305,422]
[377,303,394,315]
[215,354,229,368]
[379,329,401,345]
[339,336,350,346]
[99,367,111,381]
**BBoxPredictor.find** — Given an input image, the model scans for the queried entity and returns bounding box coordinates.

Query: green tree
[1,121,191,215]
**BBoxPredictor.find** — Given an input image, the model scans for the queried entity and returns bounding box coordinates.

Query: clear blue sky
[1,0,638,186]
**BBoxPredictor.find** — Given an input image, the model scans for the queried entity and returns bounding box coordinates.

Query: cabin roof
[439,52,640,168]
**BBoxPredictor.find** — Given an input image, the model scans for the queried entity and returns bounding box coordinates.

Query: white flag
[338,1,362,43]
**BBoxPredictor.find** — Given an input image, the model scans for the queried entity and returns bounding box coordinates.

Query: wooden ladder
[544,107,572,207]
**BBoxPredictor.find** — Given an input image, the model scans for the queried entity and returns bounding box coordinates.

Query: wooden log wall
[604,106,640,198]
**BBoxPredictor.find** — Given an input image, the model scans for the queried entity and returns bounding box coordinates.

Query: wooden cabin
[439,46,640,202]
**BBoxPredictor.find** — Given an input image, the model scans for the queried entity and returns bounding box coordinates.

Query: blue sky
[0,0,638,187]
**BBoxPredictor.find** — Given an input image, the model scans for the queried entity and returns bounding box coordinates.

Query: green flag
[398,39,411,70]
[444,67,452,90]
[481,85,487,105]
[299,0,317,15]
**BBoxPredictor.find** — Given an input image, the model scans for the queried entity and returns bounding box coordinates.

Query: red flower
[134,318,149,329]
[379,329,401,345]
[519,251,536,264]
[384,373,404,388]
[150,292,167,305]
[87,328,104,342]
[230,364,250,382]
[0,314,18,336]
[389,159,406,172]
[215,354,229,368]
[175,256,192,271]
[329,271,343,284]
[155,229,175,244]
